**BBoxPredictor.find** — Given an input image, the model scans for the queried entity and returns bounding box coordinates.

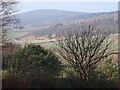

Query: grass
[7,28,37,39]
[110,39,118,51]
[8,30,29,39]
[40,42,55,49]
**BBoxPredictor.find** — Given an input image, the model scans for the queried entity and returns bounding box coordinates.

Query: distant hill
[17,9,87,25]
[17,9,118,29]
[11,10,118,40]
[66,11,117,21]
[30,11,118,37]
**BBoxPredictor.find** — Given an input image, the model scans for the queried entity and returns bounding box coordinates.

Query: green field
[7,28,38,39]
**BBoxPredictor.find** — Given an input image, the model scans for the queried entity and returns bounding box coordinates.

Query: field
[8,28,38,39]
[8,28,119,52]
[40,34,119,51]
[10,33,118,49]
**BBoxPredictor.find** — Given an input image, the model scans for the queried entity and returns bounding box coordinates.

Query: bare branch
[56,25,112,81]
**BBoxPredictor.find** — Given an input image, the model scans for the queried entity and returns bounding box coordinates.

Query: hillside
[10,10,118,43]
[17,9,87,26]
[31,12,118,37]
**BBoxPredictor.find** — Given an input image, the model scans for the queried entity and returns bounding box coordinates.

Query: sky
[18,2,118,13]
[19,0,119,2]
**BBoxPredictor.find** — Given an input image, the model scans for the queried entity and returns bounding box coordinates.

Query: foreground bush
[3,73,60,88]
[7,44,62,77]
[2,42,21,70]
[97,57,118,88]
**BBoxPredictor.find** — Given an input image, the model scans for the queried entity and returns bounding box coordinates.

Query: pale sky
[17,0,119,13]
[19,0,119,2]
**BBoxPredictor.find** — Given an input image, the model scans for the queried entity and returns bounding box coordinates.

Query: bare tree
[0,0,20,43]
[0,0,20,73]
[0,1,20,89]
[56,26,112,81]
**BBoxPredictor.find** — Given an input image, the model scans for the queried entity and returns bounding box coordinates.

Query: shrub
[7,44,62,77]
[101,58,118,81]
[97,57,118,88]
[2,42,21,70]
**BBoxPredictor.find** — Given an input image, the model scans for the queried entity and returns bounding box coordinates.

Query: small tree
[7,44,62,77]
[56,26,112,81]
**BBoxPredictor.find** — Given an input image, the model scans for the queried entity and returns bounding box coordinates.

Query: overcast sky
[18,2,118,13]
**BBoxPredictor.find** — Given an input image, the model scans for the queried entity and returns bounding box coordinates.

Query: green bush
[7,44,62,77]
[2,42,21,70]
[98,58,118,82]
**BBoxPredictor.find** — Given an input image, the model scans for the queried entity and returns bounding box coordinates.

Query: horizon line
[18,9,118,14]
